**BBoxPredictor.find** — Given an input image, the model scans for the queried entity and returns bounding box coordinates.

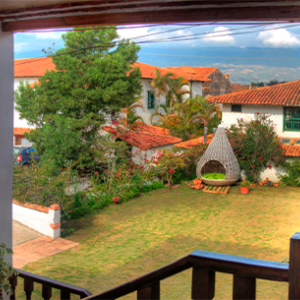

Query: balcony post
[289,232,300,300]
[0,26,14,253]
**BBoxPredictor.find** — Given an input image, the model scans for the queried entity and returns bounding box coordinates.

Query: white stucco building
[210,80,300,139]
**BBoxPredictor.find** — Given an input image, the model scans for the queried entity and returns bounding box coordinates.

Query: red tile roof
[166,66,215,81]
[175,134,213,149]
[231,83,249,93]
[279,137,300,157]
[14,58,211,83]
[103,125,181,150]
[14,57,56,78]
[132,62,173,80]
[14,127,34,136]
[209,80,300,106]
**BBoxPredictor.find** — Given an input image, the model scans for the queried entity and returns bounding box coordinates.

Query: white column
[0,27,14,250]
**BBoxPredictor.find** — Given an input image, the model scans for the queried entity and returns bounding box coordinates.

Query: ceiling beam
[3,5,300,32]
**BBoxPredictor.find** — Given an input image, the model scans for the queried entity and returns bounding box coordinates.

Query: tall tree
[151,69,173,124]
[15,27,142,170]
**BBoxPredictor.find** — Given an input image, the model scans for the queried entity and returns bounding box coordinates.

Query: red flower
[154,161,158,165]
[145,158,149,162]
[271,157,274,161]
[169,169,175,175]
[269,165,272,169]
[252,166,256,169]
[95,171,99,175]
[140,166,144,169]
[180,153,183,156]
[157,158,161,161]
[259,156,263,161]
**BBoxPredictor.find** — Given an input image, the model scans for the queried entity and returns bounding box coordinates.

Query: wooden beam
[3,5,300,31]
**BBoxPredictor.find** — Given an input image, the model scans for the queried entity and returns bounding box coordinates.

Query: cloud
[23,31,63,40]
[204,26,235,44]
[258,25,300,47]
[117,25,193,44]
[15,42,28,53]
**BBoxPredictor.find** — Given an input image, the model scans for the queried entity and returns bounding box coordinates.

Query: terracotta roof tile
[166,66,215,81]
[279,137,300,157]
[209,80,300,106]
[231,83,249,93]
[14,127,34,136]
[14,57,56,78]
[175,134,213,149]
[103,125,181,150]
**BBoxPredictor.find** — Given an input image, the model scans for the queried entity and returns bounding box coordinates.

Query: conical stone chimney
[196,125,240,186]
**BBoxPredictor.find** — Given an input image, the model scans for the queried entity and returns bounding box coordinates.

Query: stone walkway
[13,221,79,268]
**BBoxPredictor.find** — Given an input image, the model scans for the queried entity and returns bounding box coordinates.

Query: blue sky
[14,23,300,59]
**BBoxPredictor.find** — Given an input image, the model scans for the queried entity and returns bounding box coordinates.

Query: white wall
[190,81,203,98]
[13,202,61,238]
[14,77,38,128]
[131,145,175,166]
[0,29,14,250]
[221,104,300,138]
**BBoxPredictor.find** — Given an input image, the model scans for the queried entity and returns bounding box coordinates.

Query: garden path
[13,221,78,268]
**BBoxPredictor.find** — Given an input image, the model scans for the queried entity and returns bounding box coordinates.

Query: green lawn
[22,185,300,299]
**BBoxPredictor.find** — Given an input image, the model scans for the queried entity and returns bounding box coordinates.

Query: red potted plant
[240,180,251,194]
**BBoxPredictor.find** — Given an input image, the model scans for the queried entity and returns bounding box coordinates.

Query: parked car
[15,147,40,166]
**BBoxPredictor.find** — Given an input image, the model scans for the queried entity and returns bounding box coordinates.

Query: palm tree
[120,99,145,129]
[189,96,221,127]
[151,69,173,124]
[167,76,189,108]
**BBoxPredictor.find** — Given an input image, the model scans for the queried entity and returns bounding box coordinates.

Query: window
[231,104,242,112]
[284,107,300,131]
[147,91,155,109]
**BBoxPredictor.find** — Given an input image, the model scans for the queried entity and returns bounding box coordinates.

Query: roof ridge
[211,79,300,100]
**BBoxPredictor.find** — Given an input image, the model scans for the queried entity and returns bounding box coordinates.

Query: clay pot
[259,182,264,186]
[240,186,249,194]
[274,183,279,187]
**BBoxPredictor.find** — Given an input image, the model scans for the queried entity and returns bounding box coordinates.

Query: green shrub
[0,243,17,299]
[280,160,300,186]
[228,113,285,182]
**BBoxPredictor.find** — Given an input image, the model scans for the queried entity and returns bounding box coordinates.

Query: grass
[20,185,300,299]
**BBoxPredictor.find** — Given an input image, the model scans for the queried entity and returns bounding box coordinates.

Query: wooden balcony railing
[82,233,300,300]
[9,269,92,300]
[6,233,300,299]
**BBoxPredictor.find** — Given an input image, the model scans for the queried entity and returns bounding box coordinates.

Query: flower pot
[274,183,279,187]
[240,186,249,194]
[259,182,264,186]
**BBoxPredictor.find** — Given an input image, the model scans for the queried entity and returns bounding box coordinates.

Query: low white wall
[13,200,61,238]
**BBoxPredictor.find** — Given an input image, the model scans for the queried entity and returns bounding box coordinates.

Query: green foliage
[173,144,208,182]
[13,163,66,206]
[159,96,221,141]
[147,149,185,188]
[241,180,251,187]
[280,160,300,186]
[202,173,226,179]
[15,26,142,171]
[228,113,285,182]
[0,243,17,299]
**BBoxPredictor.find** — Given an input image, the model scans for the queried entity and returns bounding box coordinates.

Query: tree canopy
[15,26,142,170]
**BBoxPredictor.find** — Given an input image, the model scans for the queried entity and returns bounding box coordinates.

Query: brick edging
[13,199,60,214]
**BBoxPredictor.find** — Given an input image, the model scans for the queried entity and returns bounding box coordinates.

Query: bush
[227,113,285,182]
[280,160,300,186]
[173,144,208,182]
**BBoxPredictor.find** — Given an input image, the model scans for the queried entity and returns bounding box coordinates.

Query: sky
[14,22,300,59]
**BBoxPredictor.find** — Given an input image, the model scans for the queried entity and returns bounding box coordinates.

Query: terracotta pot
[259,182,264,186]
[240,186,249,194]
[274,183,279,187]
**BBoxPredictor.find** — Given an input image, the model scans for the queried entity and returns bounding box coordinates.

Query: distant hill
[137,47,300,85]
